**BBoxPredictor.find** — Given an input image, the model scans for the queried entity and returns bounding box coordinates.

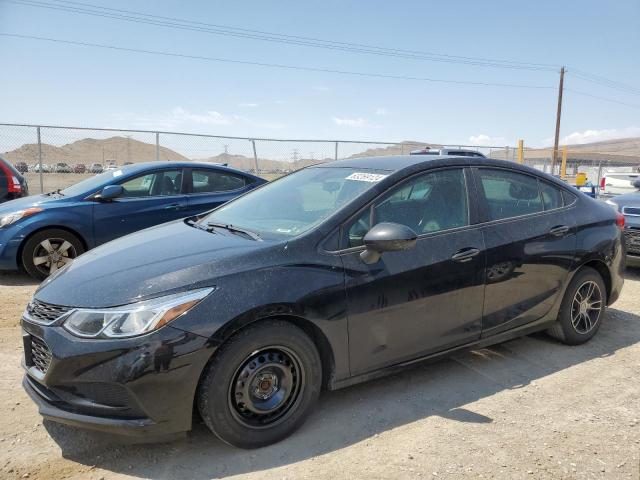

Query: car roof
[314,154,569,188]
[315,154,505,172]
[113,161,258,178]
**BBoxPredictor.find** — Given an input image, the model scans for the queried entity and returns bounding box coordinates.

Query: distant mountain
[5,134,639,171]
[3,136,188,165]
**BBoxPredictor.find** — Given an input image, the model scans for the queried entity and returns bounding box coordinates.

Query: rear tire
[21,229,84,280]
[548,266,606,345]
[197,320,321,449]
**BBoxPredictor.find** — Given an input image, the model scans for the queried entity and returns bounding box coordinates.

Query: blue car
[0,161,265,279]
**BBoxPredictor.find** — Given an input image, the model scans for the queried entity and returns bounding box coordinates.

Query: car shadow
[0,271,40,287]
[44,305,640,479]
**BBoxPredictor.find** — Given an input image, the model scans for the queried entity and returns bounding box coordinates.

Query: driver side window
[119,169,183,197]
[346,168,469,247]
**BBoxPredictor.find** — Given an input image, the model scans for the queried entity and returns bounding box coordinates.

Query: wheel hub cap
[253,372,278,400]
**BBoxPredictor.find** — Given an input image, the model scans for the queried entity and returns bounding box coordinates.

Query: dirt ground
[0,269,639,480]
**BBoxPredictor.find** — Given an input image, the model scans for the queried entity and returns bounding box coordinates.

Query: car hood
[35,220,282,308]
[0,194,65,214]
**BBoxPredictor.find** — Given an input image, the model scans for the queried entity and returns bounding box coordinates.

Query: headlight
[604,199,619,211]
[63,288,213,338]
[0,208,43,227]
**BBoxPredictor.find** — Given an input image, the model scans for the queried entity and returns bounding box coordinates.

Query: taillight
[600,176,606,190]
[8,175,22,193]
[616,212,625,230]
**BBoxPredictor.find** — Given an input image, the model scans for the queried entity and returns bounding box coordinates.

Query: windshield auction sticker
[345,172,388,182]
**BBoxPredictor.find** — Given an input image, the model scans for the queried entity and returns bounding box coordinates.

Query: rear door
[183,167,254,216]
[473,167,577,336]
[341,167,486,375]
[92,168,188,245]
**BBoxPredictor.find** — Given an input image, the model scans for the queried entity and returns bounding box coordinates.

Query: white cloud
[332,116,369,127]
[375,108,387,116]
[111,107,285,131]
[560,126,640,145]
[239,102,259,108]
[468,134,508,146]
[169,107,236,126]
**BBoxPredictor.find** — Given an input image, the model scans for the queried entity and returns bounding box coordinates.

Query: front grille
[30,336,52,374]
[622,206,640,217]
[25,299,72,324]
[624,228,640,255]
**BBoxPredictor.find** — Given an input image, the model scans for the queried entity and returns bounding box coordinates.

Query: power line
[565,88,640,110]
[566,69,640,96]
[3,0,560,72]
[0,32,557,89]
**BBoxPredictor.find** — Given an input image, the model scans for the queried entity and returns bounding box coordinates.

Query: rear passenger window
[562,189,577,206]
[191,170,246,193]
[539,181,564,210]
[478,169,543,220]
[346,168,468,247]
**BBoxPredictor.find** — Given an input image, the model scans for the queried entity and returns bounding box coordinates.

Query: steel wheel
[31,237,77,276]
[228,346,304,429]
[570,280,603,334]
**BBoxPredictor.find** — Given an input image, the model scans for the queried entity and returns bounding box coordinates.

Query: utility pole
[551,66,565,175]
[292,148,299,170]
[224,144,229,155]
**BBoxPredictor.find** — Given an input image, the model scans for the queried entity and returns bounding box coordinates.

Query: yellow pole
[517,139,524,164]
[561,145,567,179]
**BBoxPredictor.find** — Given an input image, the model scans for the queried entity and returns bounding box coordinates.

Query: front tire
[548,266,606,345]
[21,229,84,280]
[197,320,321,449]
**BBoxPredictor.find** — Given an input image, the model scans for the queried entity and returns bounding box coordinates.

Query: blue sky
[1,0,639,148]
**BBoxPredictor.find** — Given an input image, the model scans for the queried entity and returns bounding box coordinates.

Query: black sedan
[21,155,625,448]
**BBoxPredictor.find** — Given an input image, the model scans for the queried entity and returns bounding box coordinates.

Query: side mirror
[97,185,123,201]
[633,178,640,190]
[360,222,417,264]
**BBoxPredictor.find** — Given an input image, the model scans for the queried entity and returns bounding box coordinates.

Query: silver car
[606,179,640,267]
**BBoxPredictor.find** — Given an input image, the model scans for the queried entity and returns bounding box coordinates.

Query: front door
[92,168,188,245]
[473,167,577,336]
[341,168,486,375]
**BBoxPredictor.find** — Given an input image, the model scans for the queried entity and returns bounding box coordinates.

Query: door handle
[549,225,569,237]
[164,203,182,210]
[451,247,481,263]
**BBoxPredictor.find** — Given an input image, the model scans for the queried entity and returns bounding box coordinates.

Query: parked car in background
[19,155,624,448]
[1,155,28,203]
[104,164,118,172]
[54,163,72,173]
[13,162,28,173]
[410,147,486,157]
[0,161,265,278]
[604,179,640,267]
[600,170,640,196]
[34,163,51,173]
[88,163,103,174]
[73,164,86,174]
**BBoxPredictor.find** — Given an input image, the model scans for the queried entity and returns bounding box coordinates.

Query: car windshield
[61,169,125,196]
[200,167,389,238]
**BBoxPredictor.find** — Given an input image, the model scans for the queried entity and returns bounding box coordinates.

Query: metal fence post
[155,132,160,161]
[251,140,259,174]
[37,126,44,193]
[334,141,338,161]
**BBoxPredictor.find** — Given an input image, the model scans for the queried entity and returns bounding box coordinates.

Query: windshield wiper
[206,222,261,241]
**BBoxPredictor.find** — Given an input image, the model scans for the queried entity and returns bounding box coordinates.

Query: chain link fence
[1,123,638,194]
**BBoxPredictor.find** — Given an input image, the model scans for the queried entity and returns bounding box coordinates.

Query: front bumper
[21,318,214,437]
